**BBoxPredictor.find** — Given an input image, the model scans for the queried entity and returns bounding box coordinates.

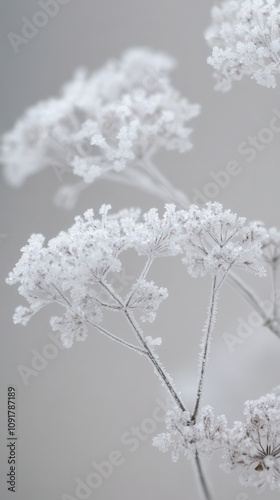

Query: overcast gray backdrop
[1,1,280,499]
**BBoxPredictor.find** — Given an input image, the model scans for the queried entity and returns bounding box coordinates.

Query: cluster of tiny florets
[205,0,280,91]
[222,391,280,491]
[181,202,267,277]
[6,202,268,348]
[1,48,200,189]
[153,405,228,461]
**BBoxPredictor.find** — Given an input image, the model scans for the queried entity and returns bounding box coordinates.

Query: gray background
[1,1,280,499]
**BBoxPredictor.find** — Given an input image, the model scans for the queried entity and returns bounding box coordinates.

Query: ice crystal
[1,48,200,195]
[206,0,280,90]
[222,391,280,491]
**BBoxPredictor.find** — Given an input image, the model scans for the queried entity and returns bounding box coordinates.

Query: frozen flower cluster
[205,0,280,91]
[153,405,228,461]
[7,202,268,348]
[182,202,267,277]
[222,390,280,491]
[6,204,187,348]
[1,48,200,195]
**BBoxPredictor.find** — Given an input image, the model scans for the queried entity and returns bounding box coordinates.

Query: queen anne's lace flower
[205,0,280,91]
[6,202,268,348]
[181,202,267,277]
[222,391,280,491]
[1,48,200,193]
[153,405,228,461]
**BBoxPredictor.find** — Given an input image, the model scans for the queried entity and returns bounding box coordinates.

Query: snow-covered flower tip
[222,390,280,491]
[205,0,280,91]
[182,202,267,277]
[153,405,228,461]
[1,47,200,188]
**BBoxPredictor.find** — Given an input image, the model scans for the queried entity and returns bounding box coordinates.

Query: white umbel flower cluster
[1,48,200,190]
[182,202,267,277]
[6,203,267,347]
[153,405,228,461]
[222,390,280,491]
[205,0,280,91]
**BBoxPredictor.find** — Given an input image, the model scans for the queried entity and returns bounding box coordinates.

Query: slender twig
[87,321,146,355]
[139,156,190,208]
[191,274,219,423]
[194,452,212,500]
[98,277,186,411]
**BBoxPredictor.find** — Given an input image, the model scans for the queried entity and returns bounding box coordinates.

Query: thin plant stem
[272,261,279,320]
[87,321,146,355]
[194,452,212,500]
[227,272,280,336]
[191,274,219,423]
[99,276,186,411]
[139,156,190,208]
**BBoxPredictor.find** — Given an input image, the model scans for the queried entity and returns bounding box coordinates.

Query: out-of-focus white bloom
[1,48,200,197]
[222,391,280,491]
[153,405,228,461]
[261,227,280,265]
[205,0,280,91]
[181,202,267,277]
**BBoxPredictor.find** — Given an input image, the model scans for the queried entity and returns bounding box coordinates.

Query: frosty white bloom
[122,203,188,257]
[6,205,187,347]
[205,0,280,90]
[222,391,280,491]
[1,48,200,201]
[153,405,228,461]
[181,202,267,277]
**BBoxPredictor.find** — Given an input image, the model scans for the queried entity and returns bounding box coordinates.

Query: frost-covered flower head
[6,204,190,348]
[1,48,200,191]
[223,391,280,491]
[153,405,228,461]
[181,202,267,277]
[205,0,280,91]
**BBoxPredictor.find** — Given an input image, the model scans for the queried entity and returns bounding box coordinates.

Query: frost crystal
[1,48,200,195]
[205,0,280,90]
[181,202,267,277]
[153,405,228,461]
[222,391,280,491]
